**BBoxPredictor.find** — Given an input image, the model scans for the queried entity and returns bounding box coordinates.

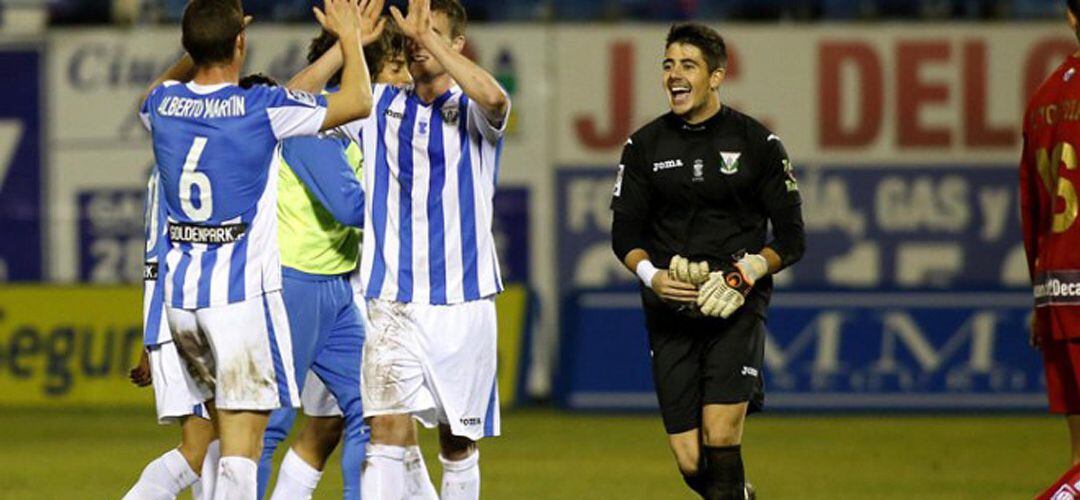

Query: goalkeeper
[608,23,805,500]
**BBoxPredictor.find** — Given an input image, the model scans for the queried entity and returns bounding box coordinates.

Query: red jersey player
[1023,2,1080,498]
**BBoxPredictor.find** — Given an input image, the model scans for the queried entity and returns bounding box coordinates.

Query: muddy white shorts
[166,291,300,411]
[362,298,500,441]
[148,341,209,424]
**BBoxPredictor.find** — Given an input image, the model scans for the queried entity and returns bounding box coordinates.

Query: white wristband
[636,260,660,289]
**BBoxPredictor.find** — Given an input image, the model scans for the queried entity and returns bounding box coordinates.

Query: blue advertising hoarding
[77,188,145,283]
[0,47,43,281]
[493,186,530,284]
[559,290,1043,411]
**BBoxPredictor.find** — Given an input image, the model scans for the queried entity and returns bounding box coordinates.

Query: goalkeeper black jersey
[609,105,805,316]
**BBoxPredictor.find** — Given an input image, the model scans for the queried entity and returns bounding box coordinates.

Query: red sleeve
[1019,131,1040,283]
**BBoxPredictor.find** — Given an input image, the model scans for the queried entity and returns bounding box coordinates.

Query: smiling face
[663,42,724,121]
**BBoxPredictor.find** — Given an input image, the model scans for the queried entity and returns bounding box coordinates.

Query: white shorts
[301,370,342,417]
[166,291,300,411]
[148,341,208,424]
[362,298,500,441]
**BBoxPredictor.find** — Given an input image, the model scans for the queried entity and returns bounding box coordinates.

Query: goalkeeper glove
[669,255,711,286]
[697,254,768,319]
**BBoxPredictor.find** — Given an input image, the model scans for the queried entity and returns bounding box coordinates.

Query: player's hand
[652,271,698,304]
[314,0,362,41]
[129,349,152,387]
[389,0,433,42]
[358,0,387,46]
[697,264,753,318]
[670,255,710,287]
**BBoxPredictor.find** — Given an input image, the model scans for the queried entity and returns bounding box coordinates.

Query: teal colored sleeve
[280,136,365,228]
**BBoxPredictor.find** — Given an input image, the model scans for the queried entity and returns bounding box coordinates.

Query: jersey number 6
[1037,141,1079,234]
[180,136,213,222]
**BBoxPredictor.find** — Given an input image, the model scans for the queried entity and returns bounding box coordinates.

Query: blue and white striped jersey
[143,168,169,345]
[140,81,328,309]
[346,84,508,305]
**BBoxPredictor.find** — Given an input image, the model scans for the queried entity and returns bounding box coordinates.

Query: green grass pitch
[0,407,1066,499]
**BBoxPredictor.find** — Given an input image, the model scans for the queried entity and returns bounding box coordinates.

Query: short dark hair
[666,23,727,73]
[239,73,278,89]
[182,0,245,66]
[1069,0,1080,15]
[431,0,467,38]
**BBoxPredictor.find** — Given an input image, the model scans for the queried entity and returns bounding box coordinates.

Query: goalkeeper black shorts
[644,302,765,435]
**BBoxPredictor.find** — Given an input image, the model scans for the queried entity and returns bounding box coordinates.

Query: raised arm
[314,0,374,130]
[140,54,194,106]
[288,0,386,93]
[287,42,344,94]
[391,0,509,123]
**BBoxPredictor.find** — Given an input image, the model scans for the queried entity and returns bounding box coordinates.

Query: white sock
[269,449,323,500]
[199,440,220,500]
[212,456,257,500]
[439,451,480,500]
[404,445,439,500]
[362,444,407,500]
[122,448,200,500]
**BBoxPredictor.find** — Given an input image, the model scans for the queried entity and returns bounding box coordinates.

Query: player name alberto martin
[157,94,247,119]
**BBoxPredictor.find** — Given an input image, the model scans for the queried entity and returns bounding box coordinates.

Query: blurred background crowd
[40,0,1075,25]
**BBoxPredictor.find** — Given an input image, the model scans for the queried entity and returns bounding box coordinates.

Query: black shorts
[644,301,765,435]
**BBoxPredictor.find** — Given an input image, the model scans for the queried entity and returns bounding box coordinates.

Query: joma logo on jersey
[385,108,404,120]
[459,417,482,427]
[652,159,683,172]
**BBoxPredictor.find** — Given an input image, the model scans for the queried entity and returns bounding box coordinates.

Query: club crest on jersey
[693,159,705,182]
[441,105,460,123]
[720,152,741,175]
[1067,68,1077,83]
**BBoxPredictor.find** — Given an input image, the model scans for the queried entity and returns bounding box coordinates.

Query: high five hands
[390,0,433,41]
[314,0,386,45]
